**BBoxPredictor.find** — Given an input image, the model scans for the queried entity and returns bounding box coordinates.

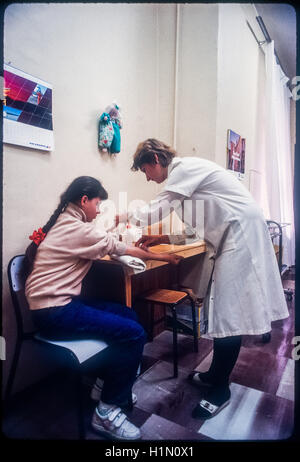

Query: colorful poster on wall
[3,64,54,151]
[227,129,245,180]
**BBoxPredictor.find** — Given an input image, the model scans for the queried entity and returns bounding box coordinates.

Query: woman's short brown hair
[131,138,176,171]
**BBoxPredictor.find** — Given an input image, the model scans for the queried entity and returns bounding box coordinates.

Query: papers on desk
[110,254,146,273]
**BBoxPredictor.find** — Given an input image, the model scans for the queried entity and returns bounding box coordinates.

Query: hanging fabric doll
[98,112,114,152]
[105,103,122,154]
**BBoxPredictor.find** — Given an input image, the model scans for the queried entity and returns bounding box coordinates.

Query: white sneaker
[91,378,137,405]
[91,405,141,440]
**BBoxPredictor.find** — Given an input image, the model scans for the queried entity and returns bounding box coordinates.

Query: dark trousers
[206,335,242,387]
[31,298,147,406]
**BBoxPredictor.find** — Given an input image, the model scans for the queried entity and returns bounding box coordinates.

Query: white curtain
[263,40,295,267]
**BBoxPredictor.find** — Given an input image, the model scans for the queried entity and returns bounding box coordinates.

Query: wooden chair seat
[141,289,188,305]
[139,287,199,378]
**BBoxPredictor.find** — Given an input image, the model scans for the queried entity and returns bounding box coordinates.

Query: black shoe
[192,386,231,420]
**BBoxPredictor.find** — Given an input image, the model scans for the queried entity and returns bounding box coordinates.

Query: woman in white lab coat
[117,138,289,420]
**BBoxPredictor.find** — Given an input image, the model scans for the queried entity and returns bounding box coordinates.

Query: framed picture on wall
[227,129,245,180]
[3,64,54,151]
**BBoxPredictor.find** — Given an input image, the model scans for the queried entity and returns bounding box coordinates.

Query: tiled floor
[2,273,295,441]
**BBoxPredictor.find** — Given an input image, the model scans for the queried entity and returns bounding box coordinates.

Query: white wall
[215,4,264,185]
[214,3,295,220]
[176,4,219,159]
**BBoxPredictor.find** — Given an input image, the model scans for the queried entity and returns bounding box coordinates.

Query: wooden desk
[81,240,206,338]
[83,240,206,307]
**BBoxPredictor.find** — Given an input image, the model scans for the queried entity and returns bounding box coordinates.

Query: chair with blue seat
[5,254,110,439]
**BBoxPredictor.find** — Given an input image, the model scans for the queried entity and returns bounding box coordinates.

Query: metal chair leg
[262,332,271,343]
[171,304,178,378]
[4,338,22,406]
[76,372,85,440]
[149,302,154,342]
[190,299,199,353]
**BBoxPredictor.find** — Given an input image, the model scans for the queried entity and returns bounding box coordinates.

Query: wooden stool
[139,288,199,378]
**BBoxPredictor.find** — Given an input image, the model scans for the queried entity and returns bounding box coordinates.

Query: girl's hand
[125,246,183,265]
[115,213,128,227]
[164,253,184,265]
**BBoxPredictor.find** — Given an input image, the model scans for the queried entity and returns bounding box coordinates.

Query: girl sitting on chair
[25,176,182,441]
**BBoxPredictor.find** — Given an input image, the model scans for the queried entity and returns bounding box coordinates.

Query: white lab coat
[129,156,289,339]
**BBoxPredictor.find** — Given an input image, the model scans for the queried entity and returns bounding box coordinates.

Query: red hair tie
[29,227,46,246]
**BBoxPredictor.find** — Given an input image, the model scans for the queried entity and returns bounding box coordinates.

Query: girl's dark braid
[42,192,68,234]
[24,193,69,278]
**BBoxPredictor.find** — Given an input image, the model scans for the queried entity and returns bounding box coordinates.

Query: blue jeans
[31,297,147,406]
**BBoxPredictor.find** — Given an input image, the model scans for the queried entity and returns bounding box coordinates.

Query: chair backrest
[7,255,37,337]
[266,220,283,272]
[8,255,110,365]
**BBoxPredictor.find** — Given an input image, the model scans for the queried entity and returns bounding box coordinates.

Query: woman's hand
[135,234,170,249]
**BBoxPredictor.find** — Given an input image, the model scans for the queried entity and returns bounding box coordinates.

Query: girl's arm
[124,244,183,265]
